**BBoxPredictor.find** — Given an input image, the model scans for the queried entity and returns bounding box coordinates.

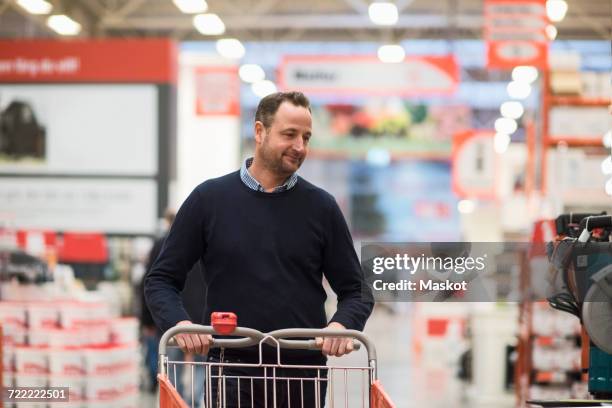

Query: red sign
[194,66,240,116]
[485,0,549,69]
[0,39,177,83]
[278,55,459,96]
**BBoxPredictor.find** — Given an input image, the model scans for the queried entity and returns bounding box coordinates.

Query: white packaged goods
[4,344,15,372]
[84,370,139,402]
[59,301,112,328]
[581,71,600,99]
[47,327,85,348]
[3,324,28,346]
[83,343,139,375]
[48,347,85,375]
[109,317,138,344]
[14,346,48,374]
[549,106,611,139]
[28,329,51,347]
[550,71,582,95]
[3,371,13,387]
[0,302,27,327]
[82,323,111,346]
[27,302,59,328]
[49,375,86,402]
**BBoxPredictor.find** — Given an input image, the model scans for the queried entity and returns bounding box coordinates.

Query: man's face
[254,101,312,176]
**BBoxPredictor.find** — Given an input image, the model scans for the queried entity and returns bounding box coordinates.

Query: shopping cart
[158,313,395,408]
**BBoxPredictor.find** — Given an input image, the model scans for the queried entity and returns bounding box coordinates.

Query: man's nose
[292,136,305,152]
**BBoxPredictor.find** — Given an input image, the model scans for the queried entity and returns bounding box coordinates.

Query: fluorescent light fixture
[500,101,525,120]
[512,66,539,84]
[546,0,568,22]
[47,15,81,35]
[495,117,518,135]
[252,80,277,98]
[377,44,405,63]
[216,38,245,59]
[368,2,399,26]
[239,64,265,83]
[545,24,558,40]
[16,0,52,14]
[507,81,532,99]
[601,156,612,175]
[173,0,207,14]
[494,132,511,154]
[457,200,476,214]
[603,130,612,148]
[193,13,225,35]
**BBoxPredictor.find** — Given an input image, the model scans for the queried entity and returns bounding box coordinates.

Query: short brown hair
[255,91,311,129]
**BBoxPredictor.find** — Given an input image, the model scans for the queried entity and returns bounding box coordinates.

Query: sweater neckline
[236,171,301,197]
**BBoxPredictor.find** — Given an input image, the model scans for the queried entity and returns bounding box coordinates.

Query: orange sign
[194,66,240,116]
[452,130,498,199]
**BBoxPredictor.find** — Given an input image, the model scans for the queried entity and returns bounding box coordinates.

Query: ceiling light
[602,130,611,148]
[47,15,81,35]
[16,0,52,14]
[457,200,476,214]
[495,117,518,135]
[500,101,525,119]
[193,13,225,35]
[512,66,539,84]
[239,64,265,83]
[251,80,277,98]
[173,0,208,14]
[377,44,405,63]
[507,81,532,99]
[368,2,399,26]
[494,132,511,154]
[606,178,612,196]
[601,156,612,175]
[216,38,245,59]
[545,24,558,40]
[546,0,568,22]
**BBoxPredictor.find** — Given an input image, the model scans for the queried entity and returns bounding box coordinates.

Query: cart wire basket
[158,313,395,408]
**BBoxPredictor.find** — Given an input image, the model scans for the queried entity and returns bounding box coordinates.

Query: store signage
[452,130,497,199]
[0,39,177,83]
[0,178,157,234]
[484,0,548,69]
[194,66,240,116]
[278,55,459,96]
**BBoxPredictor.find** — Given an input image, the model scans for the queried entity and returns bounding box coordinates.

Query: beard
[259,137,304,176]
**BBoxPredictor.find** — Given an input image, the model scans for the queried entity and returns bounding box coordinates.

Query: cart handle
[158,325,372,360]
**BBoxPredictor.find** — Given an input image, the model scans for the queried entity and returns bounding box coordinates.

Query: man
[145,91,373,407]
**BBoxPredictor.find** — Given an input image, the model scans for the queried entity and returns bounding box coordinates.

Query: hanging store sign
[484,0,549,69]
[0,39,177,83]
[278,55,459,96]
[194,66,240,116]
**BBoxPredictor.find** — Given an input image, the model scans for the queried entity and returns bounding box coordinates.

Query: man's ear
[254,121,265,144]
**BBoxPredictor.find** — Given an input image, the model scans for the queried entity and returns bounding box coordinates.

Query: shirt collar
[240,157,298,193]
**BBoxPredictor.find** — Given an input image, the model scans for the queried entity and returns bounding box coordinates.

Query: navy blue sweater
[144,171,373,361]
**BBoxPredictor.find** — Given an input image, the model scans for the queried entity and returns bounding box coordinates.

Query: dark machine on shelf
[533,214,612,406]
[0,100,46,160]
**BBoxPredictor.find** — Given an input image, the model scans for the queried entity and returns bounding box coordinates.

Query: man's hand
[174,320,213,355]
[315,322,354,357]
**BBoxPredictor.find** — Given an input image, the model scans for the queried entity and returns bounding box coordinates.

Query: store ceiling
[0,0,610,41]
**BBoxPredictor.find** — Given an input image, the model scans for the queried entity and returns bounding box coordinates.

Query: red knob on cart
[211,312,237,334]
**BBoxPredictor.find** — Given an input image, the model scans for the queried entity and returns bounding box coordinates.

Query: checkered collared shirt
[240,157,298,193]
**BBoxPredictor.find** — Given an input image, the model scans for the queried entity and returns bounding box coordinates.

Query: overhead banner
[452,130,497,199]
[278,55,459,96]
[484,0,549,69]
[0,38,177,83]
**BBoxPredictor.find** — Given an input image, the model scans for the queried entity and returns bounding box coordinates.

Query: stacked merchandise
[529,303,585,400]
[1,290,139,408]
